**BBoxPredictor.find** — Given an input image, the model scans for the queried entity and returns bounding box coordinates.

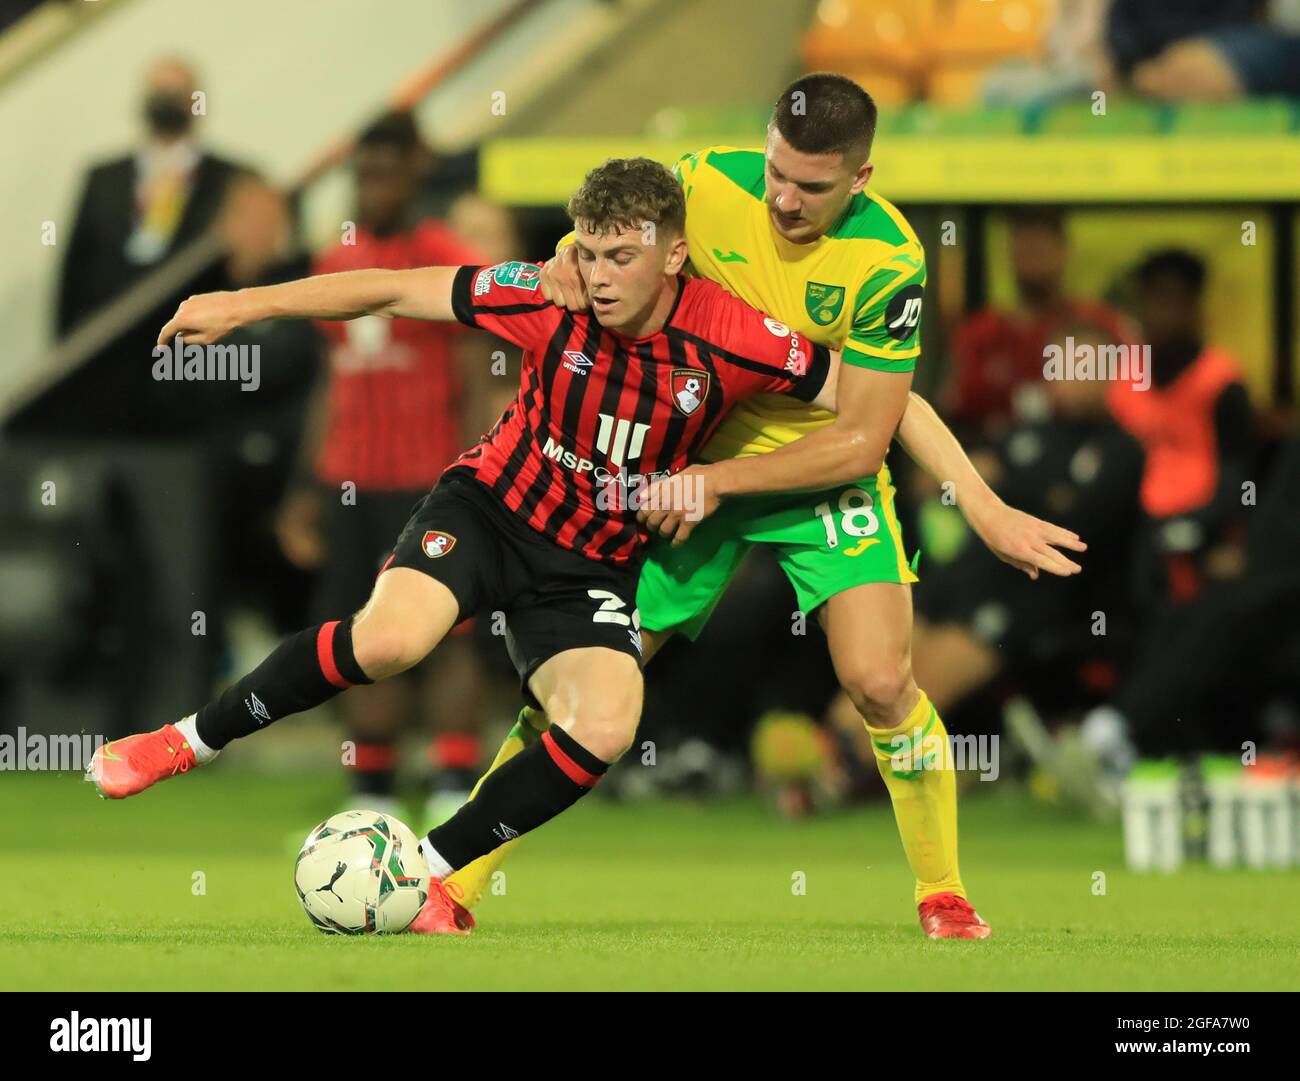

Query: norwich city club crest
[805,282,845,326]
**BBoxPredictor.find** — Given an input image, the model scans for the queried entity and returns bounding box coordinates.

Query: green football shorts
[636,464,919,640]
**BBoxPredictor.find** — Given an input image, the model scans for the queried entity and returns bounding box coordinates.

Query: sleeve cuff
[842,344,916,374]
[450,265,484,329]
[789,343,832,402]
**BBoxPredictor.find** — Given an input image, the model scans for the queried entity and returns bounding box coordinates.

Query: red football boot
[918,892,992,939]
[86,723,198,799]
[406,876,476,935]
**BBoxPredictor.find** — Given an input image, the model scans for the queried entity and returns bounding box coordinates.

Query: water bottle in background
[1122,760,1183,872]
[1203,755,1244,869]
[1241,756,1293,869]
[1291,756,1300,867]
[1180,759,1207,864]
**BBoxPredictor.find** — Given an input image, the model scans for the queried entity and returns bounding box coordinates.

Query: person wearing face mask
[43,57,247,439]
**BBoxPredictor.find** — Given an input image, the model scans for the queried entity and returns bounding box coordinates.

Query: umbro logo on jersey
[562,350,593,375]
[422,530,457,558]
[492,822,519,841]
[245,692,271,725]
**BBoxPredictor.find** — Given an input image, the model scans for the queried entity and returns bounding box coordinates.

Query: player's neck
[606,275,681,341]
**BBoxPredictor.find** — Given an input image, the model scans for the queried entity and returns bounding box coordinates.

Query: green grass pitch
[3,770,1297,991]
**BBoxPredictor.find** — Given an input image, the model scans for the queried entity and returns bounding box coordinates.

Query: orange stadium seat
[802,0,1049,106]
[801,0,925,104]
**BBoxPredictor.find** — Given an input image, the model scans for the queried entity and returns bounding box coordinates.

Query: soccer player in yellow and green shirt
[439,74,1085,939]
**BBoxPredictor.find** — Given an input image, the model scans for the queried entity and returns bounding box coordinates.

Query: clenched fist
[539,245,589,311]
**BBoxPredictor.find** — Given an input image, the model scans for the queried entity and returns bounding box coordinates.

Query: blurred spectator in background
[1077,435,1300,799]
[1107,249,1252,605]
[220,175,304,292]
[207,176,319,631]
[1104,0,1300,101]
[946,207,1133,440]
[1080,249,1255,789]
[445,191,526,426]
[842,324,1142,743]
[983,0,1111,107]
[56,57,243,338]
[28,56,247,439]
[275,111,490,824]
[447,191,521,269]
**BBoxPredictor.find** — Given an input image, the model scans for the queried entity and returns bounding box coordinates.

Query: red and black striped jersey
[447,261,830,565]
[313,221,482,490]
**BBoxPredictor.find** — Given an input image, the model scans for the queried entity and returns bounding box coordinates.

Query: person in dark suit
[29,57,246,437]
[57,56,243,337]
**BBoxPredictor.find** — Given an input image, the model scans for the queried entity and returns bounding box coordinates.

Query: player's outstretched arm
[895,390,1087,579]
[641,362,908,545]
[157,266,462,347]
[709,362,909,499]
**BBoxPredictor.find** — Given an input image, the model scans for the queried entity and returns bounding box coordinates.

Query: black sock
[423,726,607,872]
[196,619,372,749]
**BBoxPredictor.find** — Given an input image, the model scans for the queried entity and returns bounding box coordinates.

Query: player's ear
[665,234,689,275]
[849,159,873,195]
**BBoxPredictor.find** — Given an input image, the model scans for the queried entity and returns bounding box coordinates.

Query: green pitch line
[1,771,1297,991]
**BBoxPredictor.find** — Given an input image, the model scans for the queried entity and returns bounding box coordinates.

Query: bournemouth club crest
[421,530,456,559]
[671,368,710,416]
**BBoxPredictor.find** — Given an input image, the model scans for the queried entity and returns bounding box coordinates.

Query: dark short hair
[1007,205,1066,236]
[357,110,421,155]
[770,73,877,161]
[1135,249,1207,295]
[566,157,685,238]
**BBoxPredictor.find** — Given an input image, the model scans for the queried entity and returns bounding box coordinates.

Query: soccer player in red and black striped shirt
[443,249,831,565]
[92,157,837,933]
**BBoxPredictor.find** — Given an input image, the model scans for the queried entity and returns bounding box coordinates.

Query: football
[293,810,429,935]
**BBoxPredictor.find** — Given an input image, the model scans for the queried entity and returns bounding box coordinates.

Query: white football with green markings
[294,809,429,934]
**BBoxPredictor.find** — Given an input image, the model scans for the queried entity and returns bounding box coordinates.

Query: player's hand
[157,291,250,347]
[275,487,326,570]
[967,499,1086,580]
[539,245,589,311]
[636,465,721,546]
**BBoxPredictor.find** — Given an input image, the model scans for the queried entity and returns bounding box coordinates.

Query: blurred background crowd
[1,0,1298,826]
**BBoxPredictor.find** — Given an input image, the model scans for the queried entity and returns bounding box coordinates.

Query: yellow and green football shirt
[673,145,926,462]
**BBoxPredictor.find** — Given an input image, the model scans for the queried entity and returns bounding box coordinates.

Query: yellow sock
[443,707,551,911]
[864,689,965,906]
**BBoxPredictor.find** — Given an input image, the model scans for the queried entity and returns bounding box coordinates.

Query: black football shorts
[386,469,644,706]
